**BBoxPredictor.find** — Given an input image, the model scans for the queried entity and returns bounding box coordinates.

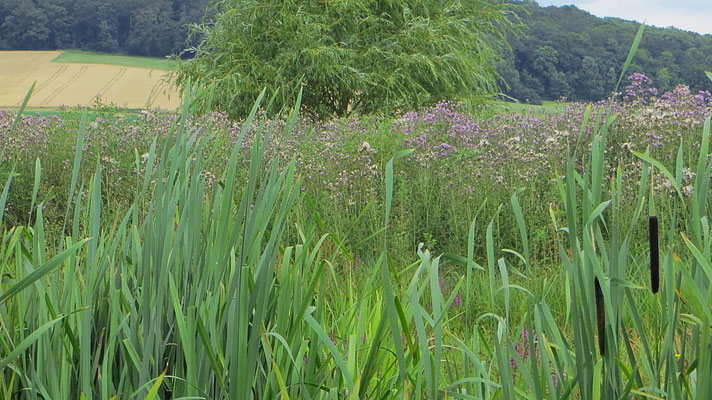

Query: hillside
[0,0,209,57]
[2,0,710,105]
[499,1,712,103]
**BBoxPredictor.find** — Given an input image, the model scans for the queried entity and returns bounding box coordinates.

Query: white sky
[537,1,712,35]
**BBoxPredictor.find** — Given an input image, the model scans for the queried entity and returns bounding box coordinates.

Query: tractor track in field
[1,51,180,109]
[147,79,169,107]
[33,65,67,95]
[41,66,88,104]
[96,68,127,98]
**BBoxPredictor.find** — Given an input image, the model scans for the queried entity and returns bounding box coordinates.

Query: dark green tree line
[2,0,711,106]
[0,0,209,57]
[499,1,712,103]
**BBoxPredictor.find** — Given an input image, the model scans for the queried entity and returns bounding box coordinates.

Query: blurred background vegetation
[2,0,711,106]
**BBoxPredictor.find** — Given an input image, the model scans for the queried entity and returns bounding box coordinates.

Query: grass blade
[9,81,35,135]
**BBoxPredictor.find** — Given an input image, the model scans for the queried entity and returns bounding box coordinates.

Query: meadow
[1,48,712,399]
[50,50,175,71]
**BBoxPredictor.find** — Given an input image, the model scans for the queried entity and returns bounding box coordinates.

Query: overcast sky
[537,1,712,35]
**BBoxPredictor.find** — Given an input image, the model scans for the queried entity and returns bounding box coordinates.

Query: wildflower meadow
[1,37,712,398]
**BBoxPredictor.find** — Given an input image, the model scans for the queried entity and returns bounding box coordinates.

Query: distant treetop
[497,0,712,103]
[0,0,210,57]
[175,0,519,119]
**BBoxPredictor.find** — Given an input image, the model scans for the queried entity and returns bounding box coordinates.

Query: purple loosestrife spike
[649,216,660,294]
[595,277,605,356]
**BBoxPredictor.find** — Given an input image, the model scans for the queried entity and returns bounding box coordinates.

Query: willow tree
[175,0,516,118]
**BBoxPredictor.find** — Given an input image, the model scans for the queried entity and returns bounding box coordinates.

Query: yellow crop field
[0,51,181,110]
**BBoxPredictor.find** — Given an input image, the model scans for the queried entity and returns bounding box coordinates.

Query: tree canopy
[175,0,517,118]
[0,0,209,57]
[3,0,712,108]
[498,1,712,104]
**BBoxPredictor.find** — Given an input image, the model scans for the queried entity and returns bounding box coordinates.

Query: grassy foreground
[1,33,712,399]
[52,50,173,70]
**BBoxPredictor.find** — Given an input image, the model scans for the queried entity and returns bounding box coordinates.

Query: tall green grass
[1,26,711,398]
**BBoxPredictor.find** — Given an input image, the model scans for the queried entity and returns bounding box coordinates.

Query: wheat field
[0,51,180,110]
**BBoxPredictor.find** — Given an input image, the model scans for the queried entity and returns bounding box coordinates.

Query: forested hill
[1,0,711,105]
[0,0,208,57]
[499,1,712,104]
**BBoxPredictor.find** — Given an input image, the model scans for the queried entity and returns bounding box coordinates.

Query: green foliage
[2,72,712,398]
[125,0,185,57]
[499,1,712,102]
[0,0,209,57]
[2,39,712,397]
[175,0,517,118]
[0,0,51,50]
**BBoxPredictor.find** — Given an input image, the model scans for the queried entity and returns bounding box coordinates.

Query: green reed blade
[28,158,41,226]
[61,108,87,239]
[0,308,84,370]
[510,188,530,271]
[0,238,88,305]
[632,151,683,202]
[9,81,35,136]
[304,311,355,392]
[0,171,16,229]
[381,149,412,386]
[613,24,645,93]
